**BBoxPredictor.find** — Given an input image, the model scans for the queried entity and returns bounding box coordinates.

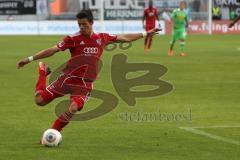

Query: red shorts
[146,25,155,32]
[41,74,93,109]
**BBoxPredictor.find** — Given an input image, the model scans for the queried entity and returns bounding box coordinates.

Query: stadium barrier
[1,20,237,35]
[0,20,165,35]
[165,20,240,34]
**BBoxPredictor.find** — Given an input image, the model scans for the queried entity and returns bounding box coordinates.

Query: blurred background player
[168,1,189,56]
[17,10,159,137]
[142,0,160,52]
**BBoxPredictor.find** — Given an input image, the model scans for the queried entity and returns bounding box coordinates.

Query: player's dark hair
[76,10,94,23]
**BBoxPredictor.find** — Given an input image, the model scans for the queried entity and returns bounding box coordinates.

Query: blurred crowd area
[1,0,239,21]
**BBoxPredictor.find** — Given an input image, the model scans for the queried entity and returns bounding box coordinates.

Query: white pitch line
[179,127,240,146]
[191,125,240,129]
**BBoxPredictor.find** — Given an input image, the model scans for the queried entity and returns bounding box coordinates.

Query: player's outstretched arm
[17,45,60,69]
[116,28,161,42]
[229,16,240,28]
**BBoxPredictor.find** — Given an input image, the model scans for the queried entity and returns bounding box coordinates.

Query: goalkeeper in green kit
[168,1,189,56]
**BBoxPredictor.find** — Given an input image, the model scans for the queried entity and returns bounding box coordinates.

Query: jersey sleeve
[171,9,177,19]
[57,36,75,51]
[144,9,147,17]
[101,33,118,45]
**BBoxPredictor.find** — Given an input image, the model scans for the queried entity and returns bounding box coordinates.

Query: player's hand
[228,22,235,28]
[158,23,162,30]
[147,28,161,36]
[17,58,30,69]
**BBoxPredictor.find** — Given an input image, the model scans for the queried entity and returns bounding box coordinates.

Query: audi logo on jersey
[148,12,154,17]
[83,47,98,54]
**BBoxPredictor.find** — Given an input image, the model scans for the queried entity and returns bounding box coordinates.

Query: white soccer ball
[41,129,62,147]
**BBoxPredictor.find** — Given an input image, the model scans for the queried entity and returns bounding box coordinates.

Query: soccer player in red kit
[17,10,159,140]
[142,0,160,52]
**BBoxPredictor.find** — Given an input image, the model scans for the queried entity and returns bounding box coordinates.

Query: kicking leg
[34,62,52,106]
[51,96,86,132]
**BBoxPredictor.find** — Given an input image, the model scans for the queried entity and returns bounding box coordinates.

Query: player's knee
[35,95,46,106]
[69,103,78,114]
[70,97,84,113]
[35,100,46,106]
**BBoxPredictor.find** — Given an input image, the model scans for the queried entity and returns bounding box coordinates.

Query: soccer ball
[41,129,62,147]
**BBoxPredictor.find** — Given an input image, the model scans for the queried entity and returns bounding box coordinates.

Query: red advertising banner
[165,20,240,34]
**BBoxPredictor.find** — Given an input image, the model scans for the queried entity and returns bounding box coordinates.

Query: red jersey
[144,7,158,28]
[57,32,117,81]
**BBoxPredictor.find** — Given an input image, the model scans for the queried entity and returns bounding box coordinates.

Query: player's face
[179,2,186,10]
[77,18,93,36]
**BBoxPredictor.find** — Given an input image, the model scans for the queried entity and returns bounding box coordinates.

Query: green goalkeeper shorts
[172,28,187,41]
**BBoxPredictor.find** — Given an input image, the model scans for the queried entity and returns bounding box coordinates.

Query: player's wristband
[28,56,34,62]
[142,32,147,37]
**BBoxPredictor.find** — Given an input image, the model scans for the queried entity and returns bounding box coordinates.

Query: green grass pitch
[0,35,240,160]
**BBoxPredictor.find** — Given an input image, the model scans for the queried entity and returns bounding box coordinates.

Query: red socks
[35,71,46,95]
[51,109,74,132]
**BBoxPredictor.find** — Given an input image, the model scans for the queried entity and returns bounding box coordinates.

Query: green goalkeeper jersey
[171,8,188,29]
